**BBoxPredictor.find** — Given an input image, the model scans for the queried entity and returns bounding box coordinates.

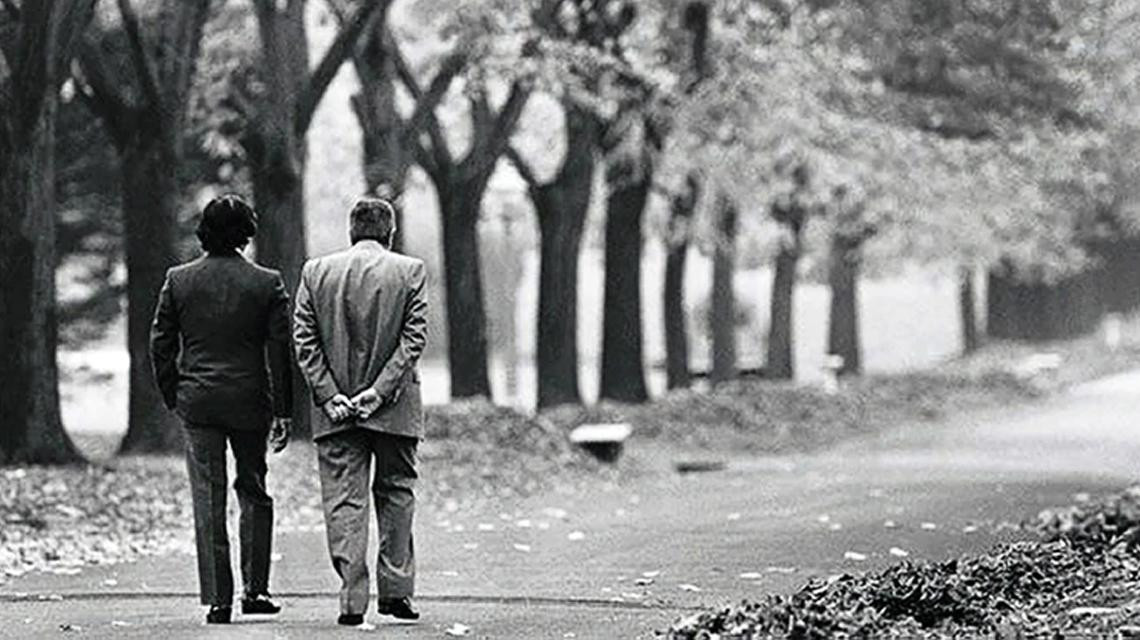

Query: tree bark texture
[0,0,95,464]
[598,157,650,403]
[436,179,493,399]
[709,197,738,386]
[663,179,698,390]
[827,235,863,376]
[766,226,802,380]
[530,106,597,409]
[959,264,979,354]
[118,141,182,452]
[350,24,408,250]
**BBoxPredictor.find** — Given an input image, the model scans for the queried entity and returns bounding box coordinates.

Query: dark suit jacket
[293,241,427,441]
[150,253,293,430]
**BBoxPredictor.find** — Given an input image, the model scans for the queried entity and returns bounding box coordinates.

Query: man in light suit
[293,197,427,626]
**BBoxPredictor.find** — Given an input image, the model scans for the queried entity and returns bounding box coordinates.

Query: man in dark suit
[293,197,427,626]
[150,194,292,624]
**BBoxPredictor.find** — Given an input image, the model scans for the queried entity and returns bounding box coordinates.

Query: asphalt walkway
[5,370,1140,638]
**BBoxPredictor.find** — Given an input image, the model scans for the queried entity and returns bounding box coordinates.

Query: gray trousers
[316,428,417,615]
[184,424,273,606]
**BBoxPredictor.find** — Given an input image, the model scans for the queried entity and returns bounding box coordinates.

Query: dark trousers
[316,428,417,615]
[184,424,273,606]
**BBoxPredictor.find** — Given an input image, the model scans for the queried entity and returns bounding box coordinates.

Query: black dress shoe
[376,597,419,620]
[241,594,281,615]
[206,605,232,624]
[337,613,365,626]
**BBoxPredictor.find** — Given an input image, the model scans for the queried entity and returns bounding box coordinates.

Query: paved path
[5,370,1140,638]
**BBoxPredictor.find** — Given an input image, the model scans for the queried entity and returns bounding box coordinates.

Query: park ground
[4,324,1140,638]
[5,370,1140,637]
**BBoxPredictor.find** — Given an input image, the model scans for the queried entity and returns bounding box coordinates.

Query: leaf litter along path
[6,370,1140,639]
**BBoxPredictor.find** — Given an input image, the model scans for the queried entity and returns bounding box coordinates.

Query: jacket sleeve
[292,263,341,406]
[265,273,294,418]
[370,260,428,402]
[149,271,180,411]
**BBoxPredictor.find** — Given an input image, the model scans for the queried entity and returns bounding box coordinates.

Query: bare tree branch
[410,137,440,181]
[400,51,465,146]
[116,0,163,110]
[74,38,133,143]
[505,145,541,188]
[387,35,455,171]
[463,79,532,182]
[2,0,20,21]
[295,0,389,135]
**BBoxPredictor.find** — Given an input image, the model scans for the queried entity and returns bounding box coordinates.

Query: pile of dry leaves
[668,486,1140,639]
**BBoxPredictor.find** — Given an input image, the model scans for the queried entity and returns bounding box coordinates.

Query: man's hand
[350,389,382,420]
[322,394,356,423]
[269,417,291,453]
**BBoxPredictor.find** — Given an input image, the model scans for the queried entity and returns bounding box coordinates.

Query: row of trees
[2,0,1137,463]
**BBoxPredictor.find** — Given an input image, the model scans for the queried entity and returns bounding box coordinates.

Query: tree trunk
[117,140,182,453]
[709,197,737,385]
[351,29,408,251]
[959,264,979,354]
[249,131,309,434]
[437,179,493,399]
[827,236,862,376]
[767,231,800,380]
[532,107,596,409]
[599,161,650,403]
[0,93,82,465]
[663,178,697,390]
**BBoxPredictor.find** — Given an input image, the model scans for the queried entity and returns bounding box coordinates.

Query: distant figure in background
[293,197,427,627]
[150,194,292,624]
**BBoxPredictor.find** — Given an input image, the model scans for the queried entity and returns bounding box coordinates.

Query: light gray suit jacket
[293,241,428,440]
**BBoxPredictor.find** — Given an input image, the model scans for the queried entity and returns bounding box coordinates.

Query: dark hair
[350,197,396,246]
[197,194,257,254]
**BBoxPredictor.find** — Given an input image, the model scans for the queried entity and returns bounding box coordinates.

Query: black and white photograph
[3,0,1140,637]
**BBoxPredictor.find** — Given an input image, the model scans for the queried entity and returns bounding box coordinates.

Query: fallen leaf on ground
[727,512,741,521]
[642,571,661,578]
[635,577,654,586]
[445,623,470,637]
[844,551,868,561]
[889,547,910,558]
[679,584,702,592]
[513,544,531,553]
[884,520,898,529]
[567,531,585,541]
[739,572,763,580]
[766,566,796,574]
[921,522,938,530]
